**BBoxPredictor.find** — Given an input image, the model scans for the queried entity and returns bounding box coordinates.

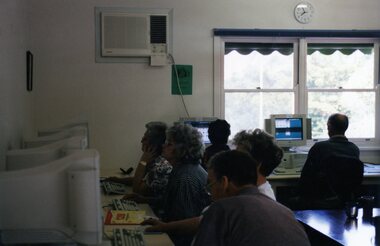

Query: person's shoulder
[313,139,330,146]
[309,140,329,152]
[173,163,206,178]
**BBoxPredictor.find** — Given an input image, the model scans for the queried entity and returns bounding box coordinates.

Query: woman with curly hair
[142,128,283,245]
[233,128,284,200]
[161,123,210,246]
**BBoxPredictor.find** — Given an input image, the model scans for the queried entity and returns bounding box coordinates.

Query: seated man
[141,129,283,237]
[298,113,360,205]
[193,150,310,246]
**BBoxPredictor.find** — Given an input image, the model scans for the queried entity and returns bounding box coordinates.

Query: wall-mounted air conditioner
[101,12,168,57]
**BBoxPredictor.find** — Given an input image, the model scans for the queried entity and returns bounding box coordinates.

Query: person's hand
[141,218,166,232]
[140,145,158,164]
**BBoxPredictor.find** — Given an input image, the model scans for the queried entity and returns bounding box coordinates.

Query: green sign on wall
[171,65,192,95]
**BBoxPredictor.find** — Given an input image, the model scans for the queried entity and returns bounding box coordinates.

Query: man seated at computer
[202,119,231,170]
[106,121,172,198]
[297,113,360,207]
[192,150,310,246]
[141,128,283,239]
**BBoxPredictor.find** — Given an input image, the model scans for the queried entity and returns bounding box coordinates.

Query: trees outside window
[218,38,378,142]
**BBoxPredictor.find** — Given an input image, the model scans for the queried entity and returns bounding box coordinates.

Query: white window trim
[213,36,380,147]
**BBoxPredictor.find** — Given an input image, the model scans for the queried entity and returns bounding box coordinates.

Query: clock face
[294,2,314,24]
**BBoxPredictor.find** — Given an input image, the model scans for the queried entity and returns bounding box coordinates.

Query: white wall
[26,0,380,169]
[0,0,34,170]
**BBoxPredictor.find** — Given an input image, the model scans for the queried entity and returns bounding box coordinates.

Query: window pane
[224,50,294,89]
[307,46,374,89]
[225,92,294,138]
[308,92,375,138]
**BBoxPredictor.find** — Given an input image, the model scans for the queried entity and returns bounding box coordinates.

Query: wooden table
[294,209,380,246]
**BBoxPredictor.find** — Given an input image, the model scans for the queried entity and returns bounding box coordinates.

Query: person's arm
[192,204,225,246]
[122,193,159,205]
[299,147,318,197]
[132,145,158,195]
[142,217,201,235]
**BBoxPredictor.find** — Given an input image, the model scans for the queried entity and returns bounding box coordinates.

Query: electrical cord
[168,53,190,117]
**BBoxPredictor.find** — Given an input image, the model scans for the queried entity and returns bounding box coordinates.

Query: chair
[285,155,364,210]
[324,155,364,204]
[310,155,364,209]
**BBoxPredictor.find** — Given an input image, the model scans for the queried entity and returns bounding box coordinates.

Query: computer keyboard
[273,167,302,175]
[113,228,146,246]
[112,199,140,211]
[102,181,129,195]
[364,163,380,173]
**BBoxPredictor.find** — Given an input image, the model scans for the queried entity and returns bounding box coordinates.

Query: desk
[294,209,380,246]
[267,172,380,206]
[100,169,173,246]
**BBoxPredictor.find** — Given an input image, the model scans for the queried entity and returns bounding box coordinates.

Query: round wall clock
[294,2,314,24]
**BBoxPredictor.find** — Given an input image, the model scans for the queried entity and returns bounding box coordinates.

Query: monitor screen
[0,149,102,244]
[179,117,217,145]
[269,114,307,149]
[274,118,303,141]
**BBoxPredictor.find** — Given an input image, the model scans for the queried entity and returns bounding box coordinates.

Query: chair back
[323,155,364,205]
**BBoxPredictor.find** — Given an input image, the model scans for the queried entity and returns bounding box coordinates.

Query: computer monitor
[179,117,218,145]
[268,114,307,149]
[6,136,88,171]
[37,122,89,137]
[0,149,102,245]
[23,126,88,148]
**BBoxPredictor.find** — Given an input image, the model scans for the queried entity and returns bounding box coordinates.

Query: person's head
[327,113,349,137]
[207,150,258,201]
[141,121,167,154]
[162,123,204,165]
[208,119,231,145]
[233,129,283,177]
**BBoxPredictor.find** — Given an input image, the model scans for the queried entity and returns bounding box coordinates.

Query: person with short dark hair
[202,119,231,169]
[141,129,283,241]
[192,150,310,246]
[298,113,360,201]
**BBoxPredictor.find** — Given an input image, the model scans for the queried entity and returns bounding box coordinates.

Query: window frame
[213,35,380,147]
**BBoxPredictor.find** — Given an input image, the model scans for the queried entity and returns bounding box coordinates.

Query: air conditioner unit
[101,12,168,57]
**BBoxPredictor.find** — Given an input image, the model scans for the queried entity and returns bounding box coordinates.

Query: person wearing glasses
[160,123,210,246]
[142,128,284,242]
[192,150,310,246]
[107,121,172,200]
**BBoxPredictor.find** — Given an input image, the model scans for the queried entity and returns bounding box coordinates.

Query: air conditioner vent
[99,11,169,57]
[150,15,167,44]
